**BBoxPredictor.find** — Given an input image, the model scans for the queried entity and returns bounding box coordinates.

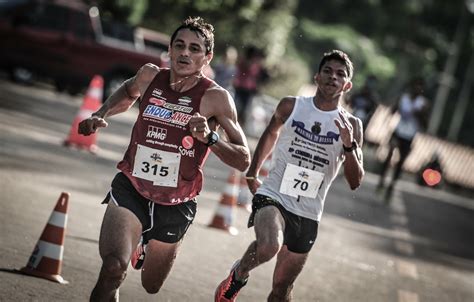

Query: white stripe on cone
[216,204,234,225]
[47,212,67,228]
[88,88,103,101]
[29,240,64,268]
[224,184,239,197]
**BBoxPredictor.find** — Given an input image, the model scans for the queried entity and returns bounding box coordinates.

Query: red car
[0,0,167,99]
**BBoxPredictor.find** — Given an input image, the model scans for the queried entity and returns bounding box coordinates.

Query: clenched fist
[78,116,108,136]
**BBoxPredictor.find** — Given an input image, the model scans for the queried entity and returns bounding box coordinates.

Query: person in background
[348,74,379,129]
[376,77,430,200]
[78,17,250,301]
[233,45,269,128]
[213,45,238,96]
[215,50,364,302]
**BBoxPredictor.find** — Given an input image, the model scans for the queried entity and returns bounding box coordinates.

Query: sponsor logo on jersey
[143,104,192,126]
[146,125,167,140]
[178,96,192,105]
[291,120,339,144]
[149,97,166,106]
[182,136,194,149]
[179,136,195,157]
[153,88,163,96]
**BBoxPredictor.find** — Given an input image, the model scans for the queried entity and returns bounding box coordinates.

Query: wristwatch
[343,141,358,152]
[205,130,219,146]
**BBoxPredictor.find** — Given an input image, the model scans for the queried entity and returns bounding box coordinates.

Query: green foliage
[261,55,310,98]
[295,19,395,87]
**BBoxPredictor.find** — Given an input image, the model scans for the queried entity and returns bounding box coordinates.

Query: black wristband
[343,141,358,152]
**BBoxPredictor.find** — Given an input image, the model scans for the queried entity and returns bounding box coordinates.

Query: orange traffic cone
[63,75,103,153]
[208,169,240,235]
[20,192,70,284]
[237,174,252,212]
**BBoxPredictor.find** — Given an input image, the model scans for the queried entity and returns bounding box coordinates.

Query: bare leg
[140,239,181,294]
[90,203,142,302]
[236,206,285,279]
[268,246,308,302]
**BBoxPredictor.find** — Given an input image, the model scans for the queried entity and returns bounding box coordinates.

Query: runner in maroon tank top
[78,17,250,301]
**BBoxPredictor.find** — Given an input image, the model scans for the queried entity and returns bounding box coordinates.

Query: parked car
[0,0,167,99]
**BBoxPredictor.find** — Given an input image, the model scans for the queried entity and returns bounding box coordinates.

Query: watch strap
[343,141,358,152]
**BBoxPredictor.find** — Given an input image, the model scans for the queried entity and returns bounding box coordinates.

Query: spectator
[233,45,268,127]
[376,77,430,201]
[213,45,238,94]
[348,74,379,129]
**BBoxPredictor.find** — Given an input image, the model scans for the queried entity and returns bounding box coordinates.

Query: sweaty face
[315,60,352,96]
[169,28,212,77]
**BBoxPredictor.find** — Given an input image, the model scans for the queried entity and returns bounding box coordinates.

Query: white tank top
[257,96,345,221]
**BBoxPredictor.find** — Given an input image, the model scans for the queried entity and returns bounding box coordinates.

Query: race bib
[132,144,180,187]
[279,163,324,198]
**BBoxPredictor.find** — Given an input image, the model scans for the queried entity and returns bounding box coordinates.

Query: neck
[314,89,342,111]
[169,72,203,92]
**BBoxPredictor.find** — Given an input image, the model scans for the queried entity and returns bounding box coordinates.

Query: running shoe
[130,237,146,270]
[215,260,248,302]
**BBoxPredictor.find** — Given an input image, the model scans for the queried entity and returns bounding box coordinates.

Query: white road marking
[396,259,419,279]
[398,289,419,302]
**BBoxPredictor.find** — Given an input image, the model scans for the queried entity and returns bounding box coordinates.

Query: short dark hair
[170,17,214,54]
[318,50,354,80]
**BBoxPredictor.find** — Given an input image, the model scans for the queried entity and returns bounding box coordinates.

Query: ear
[314,73,320,84]
[205,52,214,65]
[343,81,352,92]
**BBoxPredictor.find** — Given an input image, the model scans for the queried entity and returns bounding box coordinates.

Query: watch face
[207,131,219,146]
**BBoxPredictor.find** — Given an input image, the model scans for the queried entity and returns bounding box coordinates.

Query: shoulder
[203,82,233,105]
[274,96,297,123]
[201,83,234,117]
[136,63,160,83]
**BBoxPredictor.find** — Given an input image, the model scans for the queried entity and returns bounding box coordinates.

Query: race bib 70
[279,163,324,198]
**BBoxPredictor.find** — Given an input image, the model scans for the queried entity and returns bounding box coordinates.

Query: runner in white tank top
[215,50,365,302]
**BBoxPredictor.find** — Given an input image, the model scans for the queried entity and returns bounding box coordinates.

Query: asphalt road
[1,79,473,302]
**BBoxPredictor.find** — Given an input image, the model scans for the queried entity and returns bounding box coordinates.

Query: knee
[102,254,128,279]
[142,280,163,295]
[256,241,280,263]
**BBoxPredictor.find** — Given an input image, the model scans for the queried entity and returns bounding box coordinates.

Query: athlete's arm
[193,86,251,172]
[78,63,159,135]
[336,112,365,190]
[245,97,295,194]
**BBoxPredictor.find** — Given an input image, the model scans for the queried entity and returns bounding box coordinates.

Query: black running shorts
[248,194,319,254]
[103,172,197,244]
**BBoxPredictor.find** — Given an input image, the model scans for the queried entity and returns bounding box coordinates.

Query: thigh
[272,245,309,287]
[98,202,142,261]
[254,205,285,247]
[141,239,181,287]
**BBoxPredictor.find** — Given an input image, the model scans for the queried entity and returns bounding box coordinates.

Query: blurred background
[0,0,473,195]
[1,2,473,301]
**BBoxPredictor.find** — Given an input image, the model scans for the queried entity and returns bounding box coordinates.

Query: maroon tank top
[117,69,213,205]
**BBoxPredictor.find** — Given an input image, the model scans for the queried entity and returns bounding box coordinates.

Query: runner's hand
[334,111,353,147]
[247,177,263,195]
[189,112,210,143]
[78,116,108,136]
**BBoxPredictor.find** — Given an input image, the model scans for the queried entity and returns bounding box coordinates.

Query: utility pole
[428,4,469,136]
[447,44,474,141]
